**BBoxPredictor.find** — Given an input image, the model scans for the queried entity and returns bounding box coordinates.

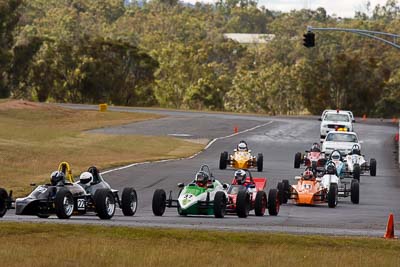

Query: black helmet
[326,162,336,175]
[311,143,320,152]
[195,171,209,185]
[234,169,247,185]
[351,144,361,155]
[50,171,65,185]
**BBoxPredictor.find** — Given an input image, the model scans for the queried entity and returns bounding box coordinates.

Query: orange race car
[219,141,263,172]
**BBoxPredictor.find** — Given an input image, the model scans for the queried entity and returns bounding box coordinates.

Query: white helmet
[79,172,93,184]
[238,142,247,151]
[234,169,247,184]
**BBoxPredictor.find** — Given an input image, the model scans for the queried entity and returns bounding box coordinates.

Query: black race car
[15,162,137,219]
[0,188,13,217]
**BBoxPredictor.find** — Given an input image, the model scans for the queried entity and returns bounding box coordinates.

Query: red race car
[294,143,327,172]
[226,169,280,218]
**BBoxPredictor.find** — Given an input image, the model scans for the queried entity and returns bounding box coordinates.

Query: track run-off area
[3,104,399,237]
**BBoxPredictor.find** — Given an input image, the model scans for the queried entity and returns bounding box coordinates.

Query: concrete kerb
[100,121,274,175]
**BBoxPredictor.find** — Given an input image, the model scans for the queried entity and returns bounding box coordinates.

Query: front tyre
[294,152,302,168]
[353,164,361,181]
[370,159,377,176]
[121,187,138,216]
[236,190,250,218]
[267,188,280,216]
[327,184,338,208]
[254,191,267,216]
[213,191,227,218]
[94,189,116,219]
[55,188,74,219]
[152,189,166,216]
[0,188,8,218]
[351,179,360,204]
[257,153,263,172]
[219,152,228,169]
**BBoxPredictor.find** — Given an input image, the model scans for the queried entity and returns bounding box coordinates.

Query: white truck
[320,110,353,139]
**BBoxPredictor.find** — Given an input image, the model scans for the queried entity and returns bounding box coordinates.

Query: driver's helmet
[326,162,336,175]
[50,171,65,185]
[234,169,247,185]
[237,141,248,151]
[195,171,209,186]
[351,145,361,155]
[79,172,93,184]
[311,143,321,152]
[302,169,314,180]
[330,151,342,161]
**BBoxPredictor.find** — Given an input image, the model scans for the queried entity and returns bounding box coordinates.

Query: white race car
[322,131,360,156]
[343,144,377,181]
[320,110,353,139]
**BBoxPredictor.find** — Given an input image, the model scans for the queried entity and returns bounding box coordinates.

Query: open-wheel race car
[294,143,326,172]
[278,162,359,208]
[219,141,263,172]
[15,162,137,219]
[343,144,377,181]
[152,165,228,218]
[226,169,280,218]
[0,188,13,218]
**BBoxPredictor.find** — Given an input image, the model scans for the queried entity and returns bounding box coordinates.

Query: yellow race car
[219,141,263,172]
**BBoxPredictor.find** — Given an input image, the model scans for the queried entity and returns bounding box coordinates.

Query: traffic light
[303,31,315,48]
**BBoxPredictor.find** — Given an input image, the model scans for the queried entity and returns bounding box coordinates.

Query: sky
[182,0,390,18]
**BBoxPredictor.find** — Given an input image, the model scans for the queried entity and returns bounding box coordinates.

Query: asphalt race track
[3,104,399,237]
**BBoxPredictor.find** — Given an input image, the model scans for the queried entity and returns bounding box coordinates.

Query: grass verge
[0,222,399,267]
[0,101,203,195]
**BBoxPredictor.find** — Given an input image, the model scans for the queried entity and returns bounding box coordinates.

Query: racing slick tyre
[353,164,361,182]
[370,159,377,176]
[327,184,338,208]
[294,152,302,168]
[55,188,74,219]
[267,188,280,216]
[0,188,8,218]
[254,191,267,216]
[213,191,227,218]
[351,179,360,204]
[219,152,228,170]
[257,153,263,172]
[94,189,116,219]
[236,190,251,218]
[152,189,167,216]
[121,187,138,216]
[277,182,285,204]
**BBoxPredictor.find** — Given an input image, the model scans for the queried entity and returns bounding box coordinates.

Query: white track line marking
[100,121,273,175]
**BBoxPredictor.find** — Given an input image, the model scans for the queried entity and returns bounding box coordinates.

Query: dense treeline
[0,0,400,116]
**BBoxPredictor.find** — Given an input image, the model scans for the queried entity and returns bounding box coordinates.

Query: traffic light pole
[307,26,400,49]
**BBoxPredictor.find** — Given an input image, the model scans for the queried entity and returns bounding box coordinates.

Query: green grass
[0,222,398,267]
[0,101,203,195]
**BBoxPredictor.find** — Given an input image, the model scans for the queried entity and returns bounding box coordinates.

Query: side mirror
[177,183,184,188]
[249,184,256,189]
[248,149,252,153]
[30,183,36,187]
[223,183,229,189]
[234,149,237,152]
[352,119,356,123]
[359,140,364,144]
[207,184,214,189]
[318,118,322,121]
[295,176,301,180]
[316,178,322,182]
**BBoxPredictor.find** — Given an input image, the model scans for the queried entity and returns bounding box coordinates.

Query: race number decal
[77,199,86,210]
[181,194,193,205]
[303,184,312,189]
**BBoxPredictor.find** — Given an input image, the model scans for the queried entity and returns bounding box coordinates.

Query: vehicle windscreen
[324,114,350,122]
[326,133,358,142]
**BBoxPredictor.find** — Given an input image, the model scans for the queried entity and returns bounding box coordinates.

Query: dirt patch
[0,99,61,111]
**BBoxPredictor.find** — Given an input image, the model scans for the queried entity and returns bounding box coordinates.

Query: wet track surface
[3,105,399,236]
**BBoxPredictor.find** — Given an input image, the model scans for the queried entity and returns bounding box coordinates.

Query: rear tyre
[0,188,8,218]
[236,190,250,218]
[370,159,377,176]
[55,188,74,219]
[152,189,166,216]
[267,188,280,216]
[219,152,228,170]
[257,153,263,172]
[121,187,138,216]
[277,182,285,204]
[353,164,361,181]
[327,184,338,208]
[351,179,360,204]
[94,189,116,219]
[254,191,267,216]
[213,191,226,218]
[294,152,302,168]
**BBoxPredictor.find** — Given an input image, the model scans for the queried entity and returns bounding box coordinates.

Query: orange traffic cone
[384,213,397,239]
[234,126,238,134]
[362,114,367,121]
